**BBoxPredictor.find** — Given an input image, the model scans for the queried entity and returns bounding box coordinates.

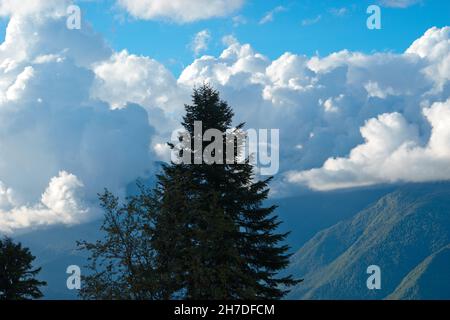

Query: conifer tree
[79,84,299,300]
[0,237,46,300]
[152,84,298,299]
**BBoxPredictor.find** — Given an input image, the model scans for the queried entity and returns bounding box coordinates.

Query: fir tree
[153,84,299,299]
[79,84,299,300]
[0,237,47,300]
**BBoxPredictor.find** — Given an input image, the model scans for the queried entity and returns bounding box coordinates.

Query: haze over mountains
[286,182,450,300]
[14,182,450,299]
[388,244,450,300]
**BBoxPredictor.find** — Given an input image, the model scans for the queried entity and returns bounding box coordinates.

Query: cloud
[91,50,183,112]
[0,0,69,17]
[259,6,286,25]
[0,4,156,233]
[90,50,187,141]
[191,30,211,56]
[116,0,244,23]
[0,171,92,234]
[406,27,450,91]
[70,19,450,195]
[301,15,322,26]
[222,35,239,46]
[379,0,421,8]
[176,27,450,193]
[232,15,247,27]
[0,1,449,233]
[330,7,348,17]
[179,41,269,88]
[287,99,450,190]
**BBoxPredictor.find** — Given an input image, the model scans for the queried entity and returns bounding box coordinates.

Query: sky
[73,0,450,75]
[0,0,449,233]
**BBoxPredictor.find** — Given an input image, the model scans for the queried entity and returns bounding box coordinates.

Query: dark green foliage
[79,85,298,299]
[0,237,46,300]
[154,85,298,299]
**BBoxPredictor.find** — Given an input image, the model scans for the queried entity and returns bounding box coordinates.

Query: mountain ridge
[286,182,450,299]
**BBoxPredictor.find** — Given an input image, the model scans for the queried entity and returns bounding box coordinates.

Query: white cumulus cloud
[175,27,450,192]
[0,4,155,234]
[0,171,91,234]
[287,99,450,190]
[117,0,244,23]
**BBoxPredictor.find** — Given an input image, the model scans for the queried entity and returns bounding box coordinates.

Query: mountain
[387,244,450,300]
[286,182,450,300]
[12,181,447,300]
[16,219,102,299]
[273,186,395,249]
[11,186,392,299]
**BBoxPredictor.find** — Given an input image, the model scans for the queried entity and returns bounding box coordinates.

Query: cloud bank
[0,1,449,233]
[175,27,450,192]
[287,99,450,190]
[0,2,154,233]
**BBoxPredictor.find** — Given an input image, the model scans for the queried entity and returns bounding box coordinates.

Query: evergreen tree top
[182,84,235,134]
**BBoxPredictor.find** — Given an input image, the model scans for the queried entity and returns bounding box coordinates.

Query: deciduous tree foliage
[77,187,161,299]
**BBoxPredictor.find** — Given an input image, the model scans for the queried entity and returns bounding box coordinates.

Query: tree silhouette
[0,237,46,300]
[77,188,161,299]
[79,84,299,299]
[153,84,299,299]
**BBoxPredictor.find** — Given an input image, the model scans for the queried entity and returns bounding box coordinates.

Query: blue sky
[70,0,450,75]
